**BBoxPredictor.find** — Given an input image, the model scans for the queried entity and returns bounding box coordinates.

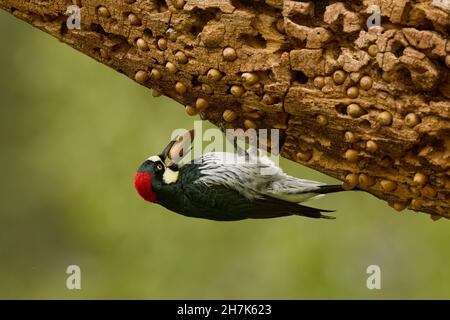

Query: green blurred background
[0,10,449,299]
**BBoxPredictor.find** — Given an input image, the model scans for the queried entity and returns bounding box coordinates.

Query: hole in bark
[60,20,68,36]
[314,1,327,18]
[360,119,371,129]
[155,0,168,12]
[90,23,106,35]
[143,28,153,40]
[186,9,220,39]
[335,104,347,115]
[292,71,309,84]
[238,33,267,49]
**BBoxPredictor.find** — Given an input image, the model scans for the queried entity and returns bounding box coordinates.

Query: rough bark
[0,0,449,218]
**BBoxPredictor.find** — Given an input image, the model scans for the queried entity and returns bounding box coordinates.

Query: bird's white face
[147,155,179,184]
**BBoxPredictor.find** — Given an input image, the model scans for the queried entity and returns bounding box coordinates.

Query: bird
[134,131,345,221]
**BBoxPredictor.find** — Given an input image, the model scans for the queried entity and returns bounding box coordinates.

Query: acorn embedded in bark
[378,111,393,126]
[157,38,168,51]
[196,98,209,110]
[97,6,110,18]
[333,70,346,84]
[150,68,161,80]
[134,70,148,84]
[207,69,222,81]
[175,51,188,64]
[313,76,325,89]
[344,149,359,162]
[136,38,149,51]
[347,86,359,99]
[185,105,197,116]
[413,172,428,186]
[404,113,421,127]
[242,72,259,86]
[359,174,376,187]
[359,76,373,90]
[166,62,177,74]
[296,150,312,162]
[380,180,397,192]
[223,109,237,122]
[347,103,365,118]
[231,85,245,97]
[343,173,359,190]
[175,82,187,95]
[223,47,237,61]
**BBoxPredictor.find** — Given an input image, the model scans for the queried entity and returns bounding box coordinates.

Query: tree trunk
[0,0,448,218]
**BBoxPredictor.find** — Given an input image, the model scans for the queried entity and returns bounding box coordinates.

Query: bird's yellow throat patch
[163,167,179,184]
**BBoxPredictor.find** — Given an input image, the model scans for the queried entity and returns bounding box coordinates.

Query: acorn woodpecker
[134,133,344,221]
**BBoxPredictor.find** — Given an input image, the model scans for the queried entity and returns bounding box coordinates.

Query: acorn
[333,70,346,85]
[231,85,245,97]
[344,149,359,162]
[380,180,397,192]
[344,131,357,143]
[136,38,149,51]
[175,82,187,95]
[404,113,420,127]
[207,69,222,81]
[157,38,168,51]
[359,174,376,187]
[392,202,407,212]
[173,0,185,9]
[359,76,373,90]
[128,13,141,25]
[185,105,197,116]
[242,72,259,85]
[316,115,328,126]
[368,44,378,57]
[150,68,161,80]
[313,76,325,89]
[347,86,359,99]
[378,111,393,126]
[223,109,237,122]
[202,84,213,94]
[152,89,162,97]
[134,70,148,84]
[244,119,257,129]
[166,27,177,41]
[97,6,110,18]
[366,140,378,153]
[175,51,188,64]
[196,98,209,110]
[262,94,276,105]
[347,103,365,118]
[343,173,359,190]
[413,172,428,186]
[296,150,312,162]
[430,214,442,221]
[166,62,177,74]
[223,47,237,62]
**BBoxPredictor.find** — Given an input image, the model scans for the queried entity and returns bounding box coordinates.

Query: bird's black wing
[180,178,335,221]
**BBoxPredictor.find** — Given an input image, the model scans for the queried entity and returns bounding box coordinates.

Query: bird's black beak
[159,130,195,165]
[159,140,176,163]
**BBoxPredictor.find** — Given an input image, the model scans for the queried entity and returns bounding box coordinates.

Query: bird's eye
[156,163,164,172]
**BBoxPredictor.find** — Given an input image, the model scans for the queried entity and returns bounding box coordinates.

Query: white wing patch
[194,152,324,203]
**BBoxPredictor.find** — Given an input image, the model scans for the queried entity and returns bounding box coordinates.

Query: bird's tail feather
[316,185,344,194]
